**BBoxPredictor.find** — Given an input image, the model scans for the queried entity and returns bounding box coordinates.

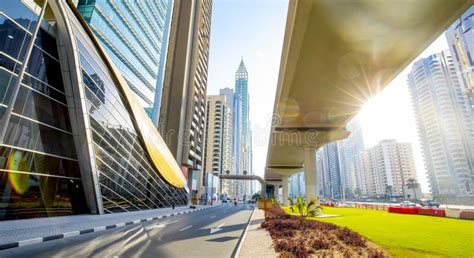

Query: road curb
[232,207,256,258]
[0,206,215,251]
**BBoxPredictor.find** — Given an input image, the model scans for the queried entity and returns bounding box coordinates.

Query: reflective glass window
[0,67,17,105]
[0,147,81,179]
[0,14,32,64]
[34,28,58,59]
[13,86,71,132]
[0,170,87,220]
[4,115,77,159]
[22,73,67,104]
[26,46,64,92]
[0,0,39,32]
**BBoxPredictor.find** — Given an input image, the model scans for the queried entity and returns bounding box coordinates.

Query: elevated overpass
[265,0,471,202]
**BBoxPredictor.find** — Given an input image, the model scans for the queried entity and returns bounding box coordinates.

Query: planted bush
[263,205,385,257]
[336,228,367,247]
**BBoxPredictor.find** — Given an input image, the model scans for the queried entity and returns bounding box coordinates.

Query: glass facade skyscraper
[77,0,173,125]
[234,59,253,195]
[337,117,365,196]
[0,0,187,221]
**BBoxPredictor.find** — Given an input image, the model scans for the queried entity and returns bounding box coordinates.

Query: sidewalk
[238,209,277,258]
[0,205,214,250]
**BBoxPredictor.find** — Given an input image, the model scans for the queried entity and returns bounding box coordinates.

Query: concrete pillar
[304,147,319,202]
[282,175,289,205]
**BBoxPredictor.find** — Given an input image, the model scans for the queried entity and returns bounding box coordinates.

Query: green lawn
[282,206,474,257]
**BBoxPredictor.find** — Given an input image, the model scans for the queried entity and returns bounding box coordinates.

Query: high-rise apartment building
[77,0,173,124]
[357,140,417,197]
[408,50,473,197]
[158,0,212,196]
[337,117,365,196]
[289,172,305,198]
[446,6,473,116]
[317,143,342,199]
[203,95,233,198]
[221,100,234,197]
[0,0,187,221]
[219,87,242,197]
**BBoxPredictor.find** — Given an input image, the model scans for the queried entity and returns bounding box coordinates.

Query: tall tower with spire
[235,59,252,195]
[235,59,249,146]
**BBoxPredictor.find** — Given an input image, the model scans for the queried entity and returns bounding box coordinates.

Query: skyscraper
[289,172,305,198]
[337,117,365,196]
[0,0,187,220]
[221,99,234,197]
[158,0,212,197]
[234,59,253,195]
[318,143,342,199]
[235,59,249,145]
[203,95,233,199]
[77,0,174,124]
[408,50,473,197]
[357,140,417,198]
[445,6,473,117]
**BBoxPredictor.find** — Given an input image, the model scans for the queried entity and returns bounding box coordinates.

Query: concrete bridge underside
[265,0,471,203]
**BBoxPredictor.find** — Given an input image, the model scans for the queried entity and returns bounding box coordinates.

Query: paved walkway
[238,209,277,258]
[0,205,214,248]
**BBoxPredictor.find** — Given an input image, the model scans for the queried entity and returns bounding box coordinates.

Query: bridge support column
[282,175,289,205]
[303,147,319,202]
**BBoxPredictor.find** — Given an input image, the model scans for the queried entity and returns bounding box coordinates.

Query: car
[420,200,440,207]
[400,201,416,207]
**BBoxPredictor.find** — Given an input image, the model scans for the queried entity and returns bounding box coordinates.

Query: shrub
[369,248,385,258]
[310,237,331,250]
[336,228,367,247]
[264,205,384,257]
[274,239,310,258]
[305,219,339,231]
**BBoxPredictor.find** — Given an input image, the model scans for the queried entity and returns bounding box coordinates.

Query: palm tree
[406,178,420,200]
[385,185,393,197]
[287,196,322,223]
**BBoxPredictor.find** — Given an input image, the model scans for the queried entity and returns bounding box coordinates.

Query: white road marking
[145,223,166,230]
[123,225,141,235]
[210,216,216,219]
[124,227,144,245]
[179,225,193,231]
[210,223,225,234]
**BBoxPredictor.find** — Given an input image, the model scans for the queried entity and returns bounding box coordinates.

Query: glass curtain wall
[66,6,187,213]
[0,0,88,220]
[0,0,188,220]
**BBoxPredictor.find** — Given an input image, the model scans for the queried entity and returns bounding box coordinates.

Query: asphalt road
[0,203,254,258]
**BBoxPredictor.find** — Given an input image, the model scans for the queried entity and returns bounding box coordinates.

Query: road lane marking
[210,223,225,234]
[124,227,144,245]
[179,225,193,231]
[145,223,166,230]
[123,225,141,235]
[210,216,216,218]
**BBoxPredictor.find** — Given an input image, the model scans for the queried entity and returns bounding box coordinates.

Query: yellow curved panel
[120,83,187,188]
[66,1,187,188]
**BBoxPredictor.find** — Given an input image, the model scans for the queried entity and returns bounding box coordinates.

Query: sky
[207,0,450,193]
[358,35,449,192]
